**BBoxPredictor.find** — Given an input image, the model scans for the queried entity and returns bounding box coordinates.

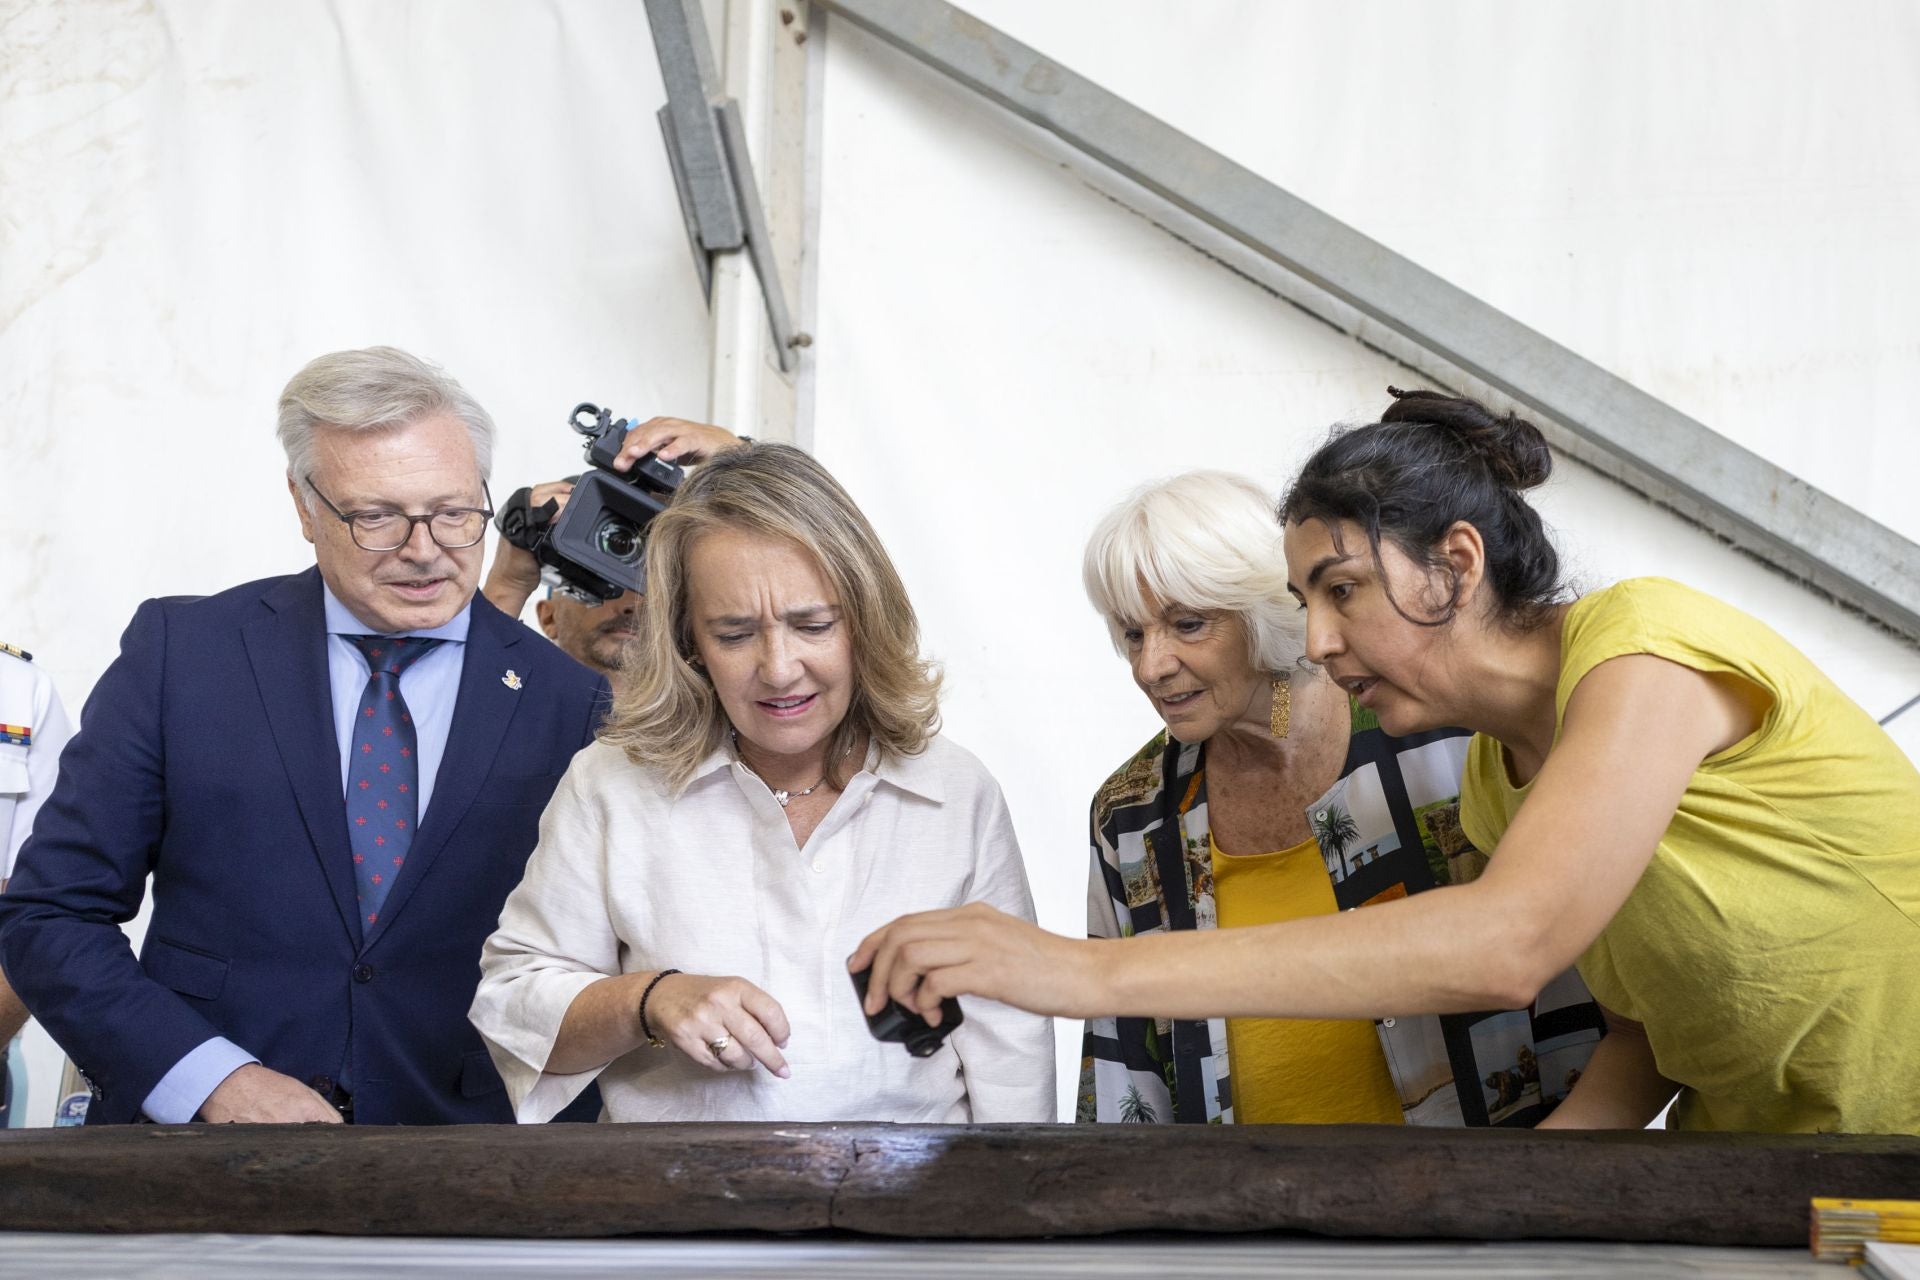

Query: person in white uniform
[470,443,1055,1123]
[1,642,74,1124]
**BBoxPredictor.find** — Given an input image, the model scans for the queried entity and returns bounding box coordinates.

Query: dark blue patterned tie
[344,635,443,930]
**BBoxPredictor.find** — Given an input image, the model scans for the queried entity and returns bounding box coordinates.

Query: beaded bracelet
[639,968,683,1048]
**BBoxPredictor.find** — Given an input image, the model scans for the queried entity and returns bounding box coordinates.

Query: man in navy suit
[0,347,619,1124]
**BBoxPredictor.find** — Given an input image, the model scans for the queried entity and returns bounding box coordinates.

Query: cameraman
[482,417,742,694]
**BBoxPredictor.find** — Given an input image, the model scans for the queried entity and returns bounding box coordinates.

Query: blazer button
[352,963,375,984]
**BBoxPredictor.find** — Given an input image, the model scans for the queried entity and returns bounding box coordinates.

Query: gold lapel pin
[502,670,524,690]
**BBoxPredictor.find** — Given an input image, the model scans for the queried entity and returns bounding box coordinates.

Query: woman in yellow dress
[1075,472,1602,1127]
[854,389,1920,1134]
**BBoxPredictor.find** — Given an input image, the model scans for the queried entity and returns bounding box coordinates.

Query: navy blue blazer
[0,569,609,1124]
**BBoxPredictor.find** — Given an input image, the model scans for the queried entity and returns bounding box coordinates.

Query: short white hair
[1082,471,1306,672]
[277,347,495,504]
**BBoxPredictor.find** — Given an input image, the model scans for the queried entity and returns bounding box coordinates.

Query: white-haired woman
[469,443,1054,1123]
[863,472,1602,1128]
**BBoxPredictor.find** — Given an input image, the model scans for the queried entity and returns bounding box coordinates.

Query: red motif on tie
[344,634,442,930]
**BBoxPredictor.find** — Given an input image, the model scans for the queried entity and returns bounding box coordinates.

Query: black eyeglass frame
[304,475,496,552]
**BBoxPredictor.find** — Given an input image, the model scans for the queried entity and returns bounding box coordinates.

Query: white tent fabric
[808,1,1920,1107]
[3,0,1917,1124]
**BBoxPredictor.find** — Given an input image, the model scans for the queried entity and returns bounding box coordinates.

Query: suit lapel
[244,569,360,944]
[363,596,523,950]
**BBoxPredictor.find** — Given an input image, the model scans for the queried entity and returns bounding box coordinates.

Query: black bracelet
[638,968,683,1048]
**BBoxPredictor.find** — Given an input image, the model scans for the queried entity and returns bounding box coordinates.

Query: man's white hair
[1081,470,1306,672]
[277,347,495,504]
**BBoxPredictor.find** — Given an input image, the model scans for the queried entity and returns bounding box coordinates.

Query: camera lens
[593,515,643,564]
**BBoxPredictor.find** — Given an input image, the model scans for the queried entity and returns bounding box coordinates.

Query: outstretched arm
[854,654,1758,1027]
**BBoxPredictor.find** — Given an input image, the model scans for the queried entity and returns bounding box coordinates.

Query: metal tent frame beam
[816,0,1920,643]
[646,0,799,374]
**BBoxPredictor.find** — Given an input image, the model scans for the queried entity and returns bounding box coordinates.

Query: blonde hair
[1081,470,1306,672]
[600,443,941,791]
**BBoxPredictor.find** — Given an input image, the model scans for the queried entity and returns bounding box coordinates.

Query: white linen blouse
[469,733,1056,1123]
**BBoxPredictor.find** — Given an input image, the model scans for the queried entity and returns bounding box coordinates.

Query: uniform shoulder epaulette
[0,642,31,662]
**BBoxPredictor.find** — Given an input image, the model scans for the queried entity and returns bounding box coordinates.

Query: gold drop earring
[1269,673,1291,738]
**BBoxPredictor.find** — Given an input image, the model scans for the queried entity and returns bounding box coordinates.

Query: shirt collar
[322,582,472,644]
[689,745,735,785]
[866,739,946,804]
[689,735,947,804]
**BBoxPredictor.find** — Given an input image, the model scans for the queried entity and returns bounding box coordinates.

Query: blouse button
[811,859,825,873]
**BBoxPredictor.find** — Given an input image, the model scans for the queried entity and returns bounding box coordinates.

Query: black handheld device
[849,966,963,1058]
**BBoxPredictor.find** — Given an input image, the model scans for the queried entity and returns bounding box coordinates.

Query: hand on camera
[644,973,792,1078]
[482,479,575,616]
[197,1063,344,1124]
[612,418,741,472]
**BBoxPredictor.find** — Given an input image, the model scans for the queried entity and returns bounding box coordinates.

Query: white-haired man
[0,347,649,1125]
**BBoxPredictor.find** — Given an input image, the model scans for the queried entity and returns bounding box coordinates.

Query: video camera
[494,403,685,602]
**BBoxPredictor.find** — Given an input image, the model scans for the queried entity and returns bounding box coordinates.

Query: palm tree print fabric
[1077,703,1606,1126]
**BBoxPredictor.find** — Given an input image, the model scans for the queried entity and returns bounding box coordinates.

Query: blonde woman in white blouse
[470,443,1054,1123]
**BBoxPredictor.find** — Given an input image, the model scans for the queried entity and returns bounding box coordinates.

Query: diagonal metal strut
[646,0,797,373]
[817,0,1920,644]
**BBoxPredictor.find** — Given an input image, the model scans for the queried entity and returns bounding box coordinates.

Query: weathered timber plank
[830,1124,1920,1244]
[0,1123,1915,1245]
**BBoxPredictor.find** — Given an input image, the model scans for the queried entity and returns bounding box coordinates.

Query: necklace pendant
[772,789,792,807]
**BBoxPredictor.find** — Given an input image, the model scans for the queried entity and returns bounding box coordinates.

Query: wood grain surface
[2,1123,1915,1244]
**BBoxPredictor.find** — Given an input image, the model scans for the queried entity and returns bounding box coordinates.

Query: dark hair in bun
[1279,387,1564,629]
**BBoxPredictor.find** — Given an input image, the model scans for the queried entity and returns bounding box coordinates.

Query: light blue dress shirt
[141,585,472,1123]
[321,586,470,826]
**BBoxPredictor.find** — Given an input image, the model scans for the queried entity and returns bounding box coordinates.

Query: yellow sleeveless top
[1461,578,1920,1134]
[1210,833,1403,1125]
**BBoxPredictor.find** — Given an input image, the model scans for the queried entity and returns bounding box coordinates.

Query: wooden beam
[3,1123,1916,1243]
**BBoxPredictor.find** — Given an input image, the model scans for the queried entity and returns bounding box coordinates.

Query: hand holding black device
[850,966,963,1057]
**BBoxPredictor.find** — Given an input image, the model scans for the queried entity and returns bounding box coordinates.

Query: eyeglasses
[305,475,495,552]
